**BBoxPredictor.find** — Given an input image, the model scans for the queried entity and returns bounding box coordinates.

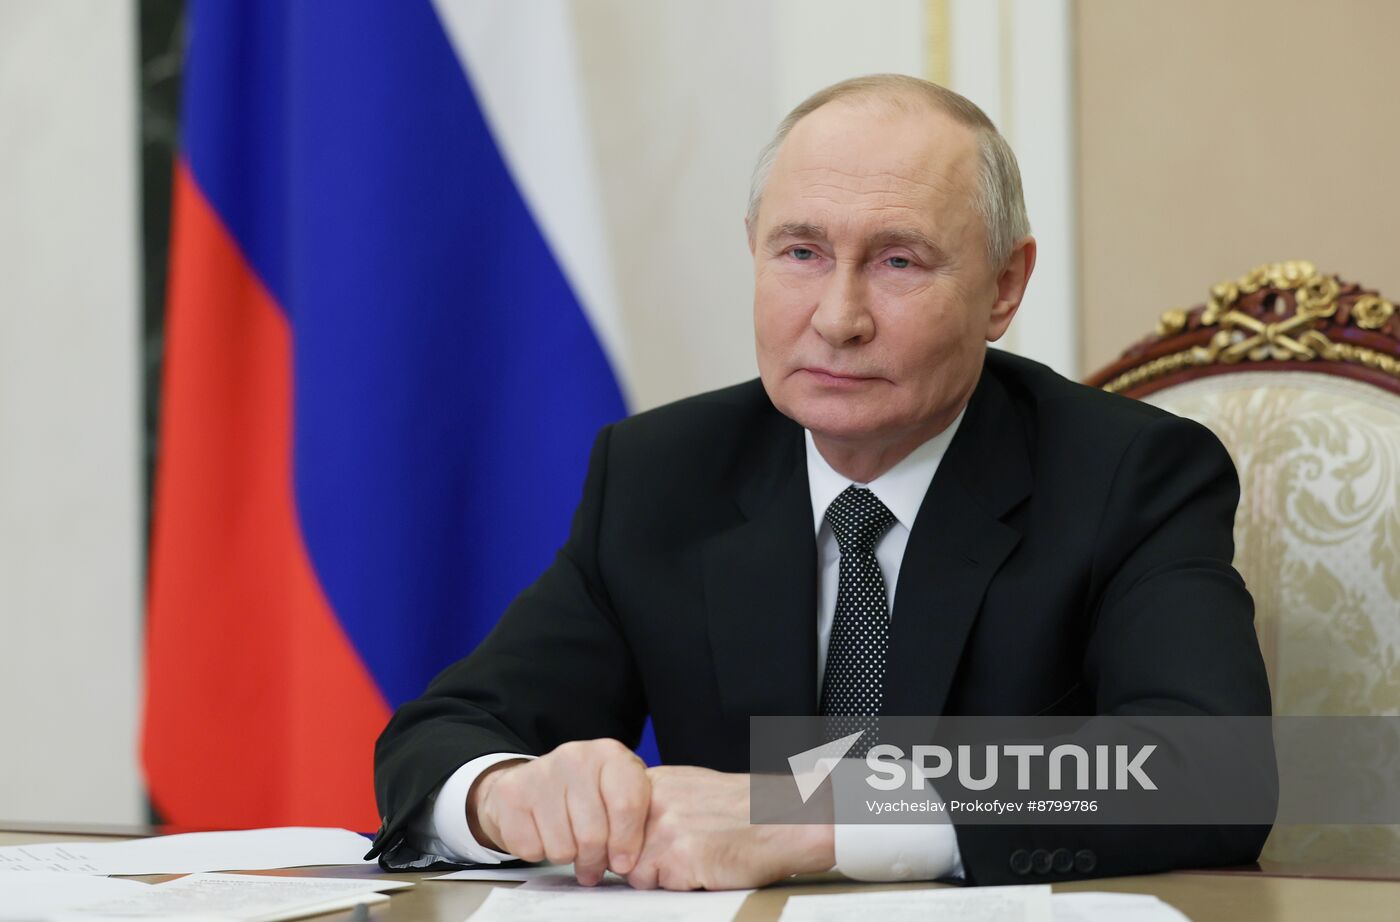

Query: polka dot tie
[819,486,896,749]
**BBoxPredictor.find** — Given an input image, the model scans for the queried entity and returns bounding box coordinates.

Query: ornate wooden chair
[1086,261,1400,864]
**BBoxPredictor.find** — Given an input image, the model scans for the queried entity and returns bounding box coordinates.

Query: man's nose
[810,264,874,347]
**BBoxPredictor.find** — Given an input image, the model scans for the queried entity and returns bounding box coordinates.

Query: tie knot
[825,486,896,555]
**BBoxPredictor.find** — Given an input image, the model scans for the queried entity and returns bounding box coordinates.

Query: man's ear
[986,236,1037,343]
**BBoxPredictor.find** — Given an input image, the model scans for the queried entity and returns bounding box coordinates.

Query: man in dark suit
[369,74,1272,888]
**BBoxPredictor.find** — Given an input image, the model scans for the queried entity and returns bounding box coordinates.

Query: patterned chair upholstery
[1085,261,1400,865]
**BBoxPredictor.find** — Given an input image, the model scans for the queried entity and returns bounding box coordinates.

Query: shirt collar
[804,407,967,535]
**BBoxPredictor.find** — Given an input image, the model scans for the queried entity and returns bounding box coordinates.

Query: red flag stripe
[143,161,387,830]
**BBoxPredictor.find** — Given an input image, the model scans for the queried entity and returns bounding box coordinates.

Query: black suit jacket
[370,348,1273,884]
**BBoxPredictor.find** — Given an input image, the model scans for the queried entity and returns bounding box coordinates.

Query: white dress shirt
[805,414,966,881]
[415,411,967,881]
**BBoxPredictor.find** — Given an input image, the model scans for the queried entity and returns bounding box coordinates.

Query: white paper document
[432,864,623,884]
[1052,892,1191,922]
[777,885,1053,922]
[776,886,1192,922]
[466,875,753,922]
[55,872,411,922]
[0,829,374,876]
[0,872,153,921]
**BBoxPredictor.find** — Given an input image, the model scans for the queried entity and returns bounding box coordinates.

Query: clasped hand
[467,738,834,890]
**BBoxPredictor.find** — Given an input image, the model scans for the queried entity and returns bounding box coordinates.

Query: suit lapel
[700,359,1033,720]
[702,414,819,718]
[883,363,1032,717]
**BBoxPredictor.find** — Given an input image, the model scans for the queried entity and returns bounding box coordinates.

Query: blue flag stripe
[180,0,627,707]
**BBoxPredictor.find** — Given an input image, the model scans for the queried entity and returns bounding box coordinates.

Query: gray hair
[746,74,1030,268]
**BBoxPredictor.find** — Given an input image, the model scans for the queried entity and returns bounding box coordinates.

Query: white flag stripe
[432,0,632,401]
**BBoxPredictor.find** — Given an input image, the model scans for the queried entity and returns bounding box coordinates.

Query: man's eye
[789,247,817,261]
[886,256,912,269]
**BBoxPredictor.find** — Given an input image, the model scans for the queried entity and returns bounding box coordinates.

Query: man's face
[750,98,1026,451]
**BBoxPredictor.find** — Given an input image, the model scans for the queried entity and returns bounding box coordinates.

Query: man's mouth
[801,367,879,386]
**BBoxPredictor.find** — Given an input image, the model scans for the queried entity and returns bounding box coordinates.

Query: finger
[531,791,578,866]
[564,784,610,886]
[600,755,650,874]
[624,852,659,890]
[657,861,698,891]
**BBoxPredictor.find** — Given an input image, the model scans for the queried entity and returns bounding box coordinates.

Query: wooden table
[5,827,1398,921]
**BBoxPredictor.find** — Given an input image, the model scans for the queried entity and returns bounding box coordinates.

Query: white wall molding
[0,0,142,824]
[948,0,1079,376]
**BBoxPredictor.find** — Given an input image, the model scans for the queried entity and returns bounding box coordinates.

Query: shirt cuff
[426,752,536,864]
[833,820,964,881]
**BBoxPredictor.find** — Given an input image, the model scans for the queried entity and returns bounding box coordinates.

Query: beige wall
[1075,0,1400,376]
[571,0,926,411]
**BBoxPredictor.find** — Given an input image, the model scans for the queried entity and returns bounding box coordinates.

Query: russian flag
[143,0,633,830]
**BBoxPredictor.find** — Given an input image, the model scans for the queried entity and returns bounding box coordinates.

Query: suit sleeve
[366,424,647,865]
[955,413,1275,885]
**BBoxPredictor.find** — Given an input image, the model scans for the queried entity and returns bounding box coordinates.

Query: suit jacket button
[1074,849,1098,873]
[1051,848,1074,874]
[1030,849,1053,874]
[1009,849,1033,876]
